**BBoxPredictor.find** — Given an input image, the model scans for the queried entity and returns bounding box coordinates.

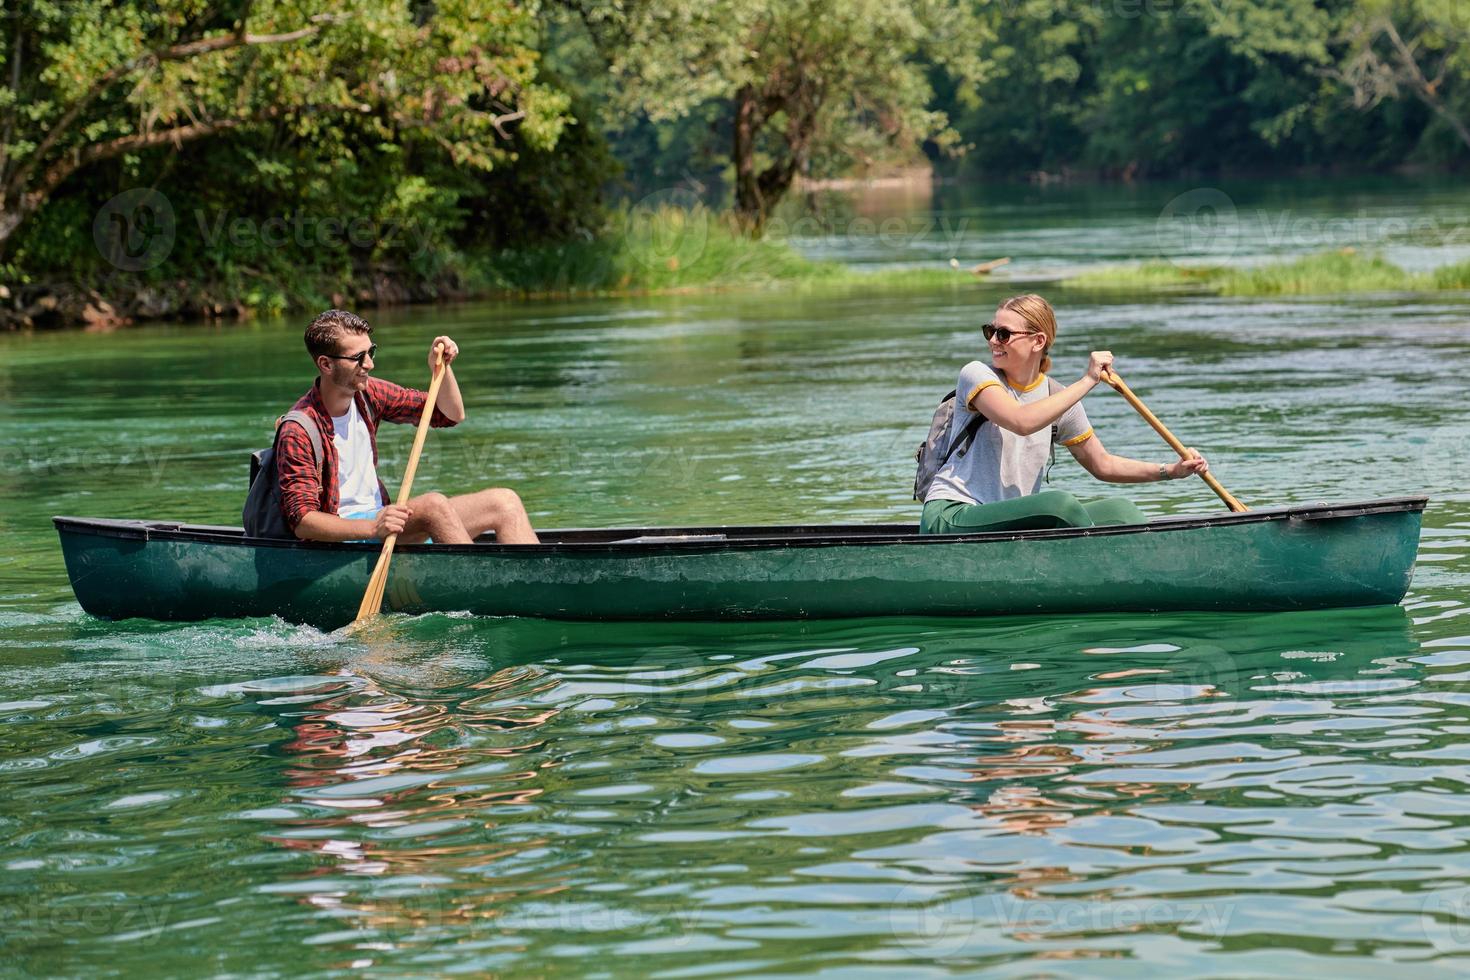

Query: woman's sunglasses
[982,324,1040,344]
[325,343,378,366]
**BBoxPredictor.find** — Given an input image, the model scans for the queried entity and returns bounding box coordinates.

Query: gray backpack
[913,378,1062,501]
[242,411,323,539]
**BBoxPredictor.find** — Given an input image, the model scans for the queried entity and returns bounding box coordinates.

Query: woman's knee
[1084,497,1147,526]
[1032,490,1091,527]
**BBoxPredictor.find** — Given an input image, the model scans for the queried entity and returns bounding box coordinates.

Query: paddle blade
[353,539,396,624]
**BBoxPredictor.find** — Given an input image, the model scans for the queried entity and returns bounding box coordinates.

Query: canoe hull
[55,498,1425,629]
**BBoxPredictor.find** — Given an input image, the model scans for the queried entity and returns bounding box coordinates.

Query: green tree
[1329,0,1470,151]
[567,0,990,232]
[0,0,572,255]
[936,0,1456,179]
[1080,0,1339,175]
[941,0,1103,176]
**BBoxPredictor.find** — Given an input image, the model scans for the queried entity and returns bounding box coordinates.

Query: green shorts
[920,491,1146,534]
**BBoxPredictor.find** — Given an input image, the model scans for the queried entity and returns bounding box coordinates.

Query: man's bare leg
[397,492,472,545]
[450,487,539,544]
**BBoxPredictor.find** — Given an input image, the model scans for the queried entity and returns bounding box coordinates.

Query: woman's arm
[971,351,1113,436]
[1069,432,1210,483]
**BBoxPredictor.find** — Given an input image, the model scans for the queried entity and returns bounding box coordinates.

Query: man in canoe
[276,308,539,544]
[919,294,1209,534]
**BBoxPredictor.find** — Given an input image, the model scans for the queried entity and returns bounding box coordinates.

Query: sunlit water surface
[2,178,1469,976]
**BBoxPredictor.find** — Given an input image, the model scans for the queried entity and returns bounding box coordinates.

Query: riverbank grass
[1064,250,1470,296]
[467,206,962,297]
[3,206,977,329]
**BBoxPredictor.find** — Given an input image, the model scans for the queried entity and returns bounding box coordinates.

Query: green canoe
[54,497,1425,630]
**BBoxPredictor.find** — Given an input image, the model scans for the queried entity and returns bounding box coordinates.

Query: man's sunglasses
[982,324,1041,344]
[325,344,377,366]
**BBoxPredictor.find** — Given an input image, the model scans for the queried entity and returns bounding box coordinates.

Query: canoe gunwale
[53,496,1428,555]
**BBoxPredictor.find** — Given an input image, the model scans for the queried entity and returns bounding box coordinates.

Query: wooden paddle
[353,343,447,625]
[1101,369,1248,513]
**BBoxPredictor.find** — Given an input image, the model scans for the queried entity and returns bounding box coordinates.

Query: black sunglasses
[982,323,1041,344]
[325,343,377,366]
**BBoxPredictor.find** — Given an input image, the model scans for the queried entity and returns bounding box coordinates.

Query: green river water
[3,178,1470,976]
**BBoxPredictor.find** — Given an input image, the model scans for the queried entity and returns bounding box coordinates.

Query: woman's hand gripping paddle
[1102,369,1247,513]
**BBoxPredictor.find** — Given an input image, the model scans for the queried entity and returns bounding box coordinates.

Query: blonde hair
[997,294,1057,374]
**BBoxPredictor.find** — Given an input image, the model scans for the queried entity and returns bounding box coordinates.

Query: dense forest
[1,0,1466,327]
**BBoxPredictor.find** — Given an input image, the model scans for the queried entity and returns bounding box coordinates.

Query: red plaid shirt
[276,377,457,533]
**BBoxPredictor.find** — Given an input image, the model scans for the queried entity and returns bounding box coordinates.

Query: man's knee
[481,487,524,516]
[413,492,454,521]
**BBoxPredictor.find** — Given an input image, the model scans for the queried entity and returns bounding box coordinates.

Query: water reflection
[1,596,1460,974]
[218,607,1439,969]
[259,652,566,960]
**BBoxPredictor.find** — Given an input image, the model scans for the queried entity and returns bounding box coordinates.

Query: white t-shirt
[924,362,1094,506]
[332,399,384,515]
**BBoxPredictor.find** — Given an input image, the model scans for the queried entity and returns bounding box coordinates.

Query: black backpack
[913,378,1062,501]
[242,410,324,539]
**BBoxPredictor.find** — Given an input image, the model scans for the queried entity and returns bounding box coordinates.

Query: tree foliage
[932,0,1466,179]
[3,0,1469,326]
[0,0,573,253]
[567,0,991,231]
[1331,0,1470,151]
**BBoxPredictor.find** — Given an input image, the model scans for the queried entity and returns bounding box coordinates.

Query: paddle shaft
[1101,370,1248,513]
[354,344,448,623]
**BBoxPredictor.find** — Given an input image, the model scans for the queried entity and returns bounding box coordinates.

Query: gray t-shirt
[924,362,1093,506]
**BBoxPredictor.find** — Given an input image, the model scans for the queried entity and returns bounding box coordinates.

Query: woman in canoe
[920,293,1209,534]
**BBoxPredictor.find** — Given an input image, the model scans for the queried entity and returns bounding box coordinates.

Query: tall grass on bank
[467,206,849,295]
[1063,250,1470,297]
[465,204,966,297]
[6,204,975,329]
[21,210,1470,329]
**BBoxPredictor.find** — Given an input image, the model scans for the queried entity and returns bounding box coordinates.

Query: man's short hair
[305,309,372,359]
